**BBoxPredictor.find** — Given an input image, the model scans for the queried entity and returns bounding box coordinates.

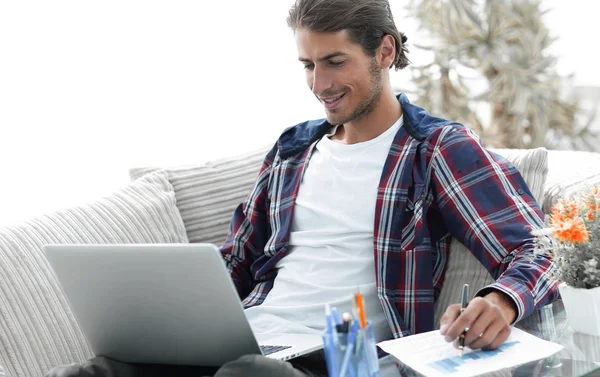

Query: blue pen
[331,307,343,326]
[339,316,360,377]
[363,323,379,377]
[324,304,340,377]
[325,304,334,335]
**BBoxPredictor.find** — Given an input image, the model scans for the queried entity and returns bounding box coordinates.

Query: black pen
[458,284,469,358]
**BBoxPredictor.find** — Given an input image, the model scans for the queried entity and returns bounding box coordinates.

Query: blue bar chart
[428,341,520,374]
[378,327,564,377]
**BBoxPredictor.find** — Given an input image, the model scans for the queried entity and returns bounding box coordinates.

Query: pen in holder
[323,307,380,377]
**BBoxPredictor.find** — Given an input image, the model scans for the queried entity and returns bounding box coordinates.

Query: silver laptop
[43,243,323,366]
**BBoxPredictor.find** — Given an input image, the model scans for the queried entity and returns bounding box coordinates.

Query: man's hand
[439,291,517,351]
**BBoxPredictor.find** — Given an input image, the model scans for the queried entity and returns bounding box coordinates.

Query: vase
[558,282,600,337]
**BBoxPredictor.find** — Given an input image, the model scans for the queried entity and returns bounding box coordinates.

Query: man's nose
[311,67,333,96]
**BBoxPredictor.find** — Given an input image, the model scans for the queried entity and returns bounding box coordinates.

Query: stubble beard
[328,58,383,127]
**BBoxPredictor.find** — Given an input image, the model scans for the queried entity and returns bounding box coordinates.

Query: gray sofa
[1,144,600,377]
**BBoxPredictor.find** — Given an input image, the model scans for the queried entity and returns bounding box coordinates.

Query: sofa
[1,142,600,377]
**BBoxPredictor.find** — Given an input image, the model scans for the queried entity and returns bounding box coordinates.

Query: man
[46,0,559,376]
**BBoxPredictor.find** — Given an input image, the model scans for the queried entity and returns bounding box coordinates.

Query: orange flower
[585,186,600,213]
[588,212,595,221]
[550,199,580,223]
[551,216,590,244]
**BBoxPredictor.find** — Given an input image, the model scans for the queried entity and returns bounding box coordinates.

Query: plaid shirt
[221,93,559,338]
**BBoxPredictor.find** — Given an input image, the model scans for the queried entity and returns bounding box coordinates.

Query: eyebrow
[298,52,348,63]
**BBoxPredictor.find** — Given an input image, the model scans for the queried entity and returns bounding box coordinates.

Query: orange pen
[354,290,367,328]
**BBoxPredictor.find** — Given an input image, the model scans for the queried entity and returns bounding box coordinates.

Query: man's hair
[287,0,410,71]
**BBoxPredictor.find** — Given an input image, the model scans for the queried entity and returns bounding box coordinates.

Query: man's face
[296,29,383,126]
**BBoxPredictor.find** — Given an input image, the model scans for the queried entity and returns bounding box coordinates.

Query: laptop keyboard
[260,345,292,356]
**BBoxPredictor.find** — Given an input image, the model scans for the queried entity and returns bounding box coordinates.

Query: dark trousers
[44,352,329,377]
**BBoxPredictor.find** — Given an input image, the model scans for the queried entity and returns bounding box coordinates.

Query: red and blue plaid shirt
[221,93,559,338]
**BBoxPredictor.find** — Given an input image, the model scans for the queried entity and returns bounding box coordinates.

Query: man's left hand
[439,291,517,351]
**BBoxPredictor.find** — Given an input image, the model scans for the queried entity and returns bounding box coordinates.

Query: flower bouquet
[532,185,600,336]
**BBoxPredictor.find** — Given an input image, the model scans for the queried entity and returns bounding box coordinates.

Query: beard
[327,58,383,126]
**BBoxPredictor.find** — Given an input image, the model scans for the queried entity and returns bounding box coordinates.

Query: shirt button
[518,189,525,195]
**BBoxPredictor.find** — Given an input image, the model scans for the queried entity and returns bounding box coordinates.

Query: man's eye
[303,64,314,70]
[329,61,344,66]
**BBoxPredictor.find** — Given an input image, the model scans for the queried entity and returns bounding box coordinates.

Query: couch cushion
[543,149,600,214]
[130,145,271,246]
[433,147,549,328]
[0,171,188,377]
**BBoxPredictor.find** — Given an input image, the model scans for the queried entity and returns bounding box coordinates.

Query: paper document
[377,327,563,377]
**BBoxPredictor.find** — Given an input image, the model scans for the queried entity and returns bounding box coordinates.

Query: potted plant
[532,185,600,336]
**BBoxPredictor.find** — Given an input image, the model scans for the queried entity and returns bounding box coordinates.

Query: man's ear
[379,34,396,69]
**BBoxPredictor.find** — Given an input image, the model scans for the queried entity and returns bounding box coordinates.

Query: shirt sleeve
[219,144,277,300]
[430,125,560,323]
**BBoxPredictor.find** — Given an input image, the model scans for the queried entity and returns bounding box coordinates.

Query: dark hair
[287,0,410,71]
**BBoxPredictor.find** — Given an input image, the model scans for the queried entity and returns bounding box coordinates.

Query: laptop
[43,243,323,366]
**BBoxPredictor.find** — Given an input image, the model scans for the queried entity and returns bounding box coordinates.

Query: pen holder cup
[322,321,380,377]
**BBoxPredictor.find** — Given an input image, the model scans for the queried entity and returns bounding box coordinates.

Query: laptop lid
[44,243,266,367]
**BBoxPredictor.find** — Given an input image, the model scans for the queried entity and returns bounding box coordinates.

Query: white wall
[0,0,598,225]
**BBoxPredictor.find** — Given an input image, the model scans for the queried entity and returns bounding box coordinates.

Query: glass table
[381,300,600,377]
[511,300,600,377]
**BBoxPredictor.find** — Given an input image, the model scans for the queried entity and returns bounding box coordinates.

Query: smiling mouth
[321,93,345,109]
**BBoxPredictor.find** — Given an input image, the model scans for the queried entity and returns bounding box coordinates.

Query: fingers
[467,317,503,350]
[443,298,486,341]
[462,306,496,346]
[481,325,511,350]
[439,304,461,336]
[440,296,513,351]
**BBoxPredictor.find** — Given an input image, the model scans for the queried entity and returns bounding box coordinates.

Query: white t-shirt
[244,116,403,342]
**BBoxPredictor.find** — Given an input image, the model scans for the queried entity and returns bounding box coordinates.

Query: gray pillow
[130,145,271,246]
[0,171,188,377]
[543,149,600,214]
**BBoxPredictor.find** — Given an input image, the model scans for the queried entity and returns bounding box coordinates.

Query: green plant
[532,186,600,289]
[404,0,598,151]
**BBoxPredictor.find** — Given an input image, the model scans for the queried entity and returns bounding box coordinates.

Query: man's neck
[331,89,402,145]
